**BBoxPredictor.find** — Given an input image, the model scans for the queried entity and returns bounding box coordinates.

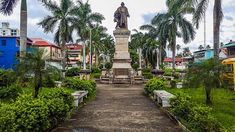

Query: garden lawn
[167,88,235,131]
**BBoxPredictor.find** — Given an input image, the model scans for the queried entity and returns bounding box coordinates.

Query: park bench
[71,91,88,107]
[153,90,175,107]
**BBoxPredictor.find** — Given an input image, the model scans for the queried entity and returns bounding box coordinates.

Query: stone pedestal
[112,29,132,84]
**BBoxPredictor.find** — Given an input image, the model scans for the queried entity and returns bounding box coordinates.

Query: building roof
[31,38,60,49]
[222,41,235,48]
[66,43,82,50]
[164,57,184,62]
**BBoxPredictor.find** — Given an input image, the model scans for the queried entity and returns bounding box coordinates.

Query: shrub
[144,78,166,95]
[63,77,96,98]
[143,72,154,79]
[0,88,74,131]
[170,94,222,131]
[0,103,18,131]
[0,85,22,100]
[40,88,74,124]
[92,73,101,78]
[132,63,139,71]
[43,75,55,88]
[0,69,16,87]
[105,62,112,70]
[65,67,81,77]
[14,95,50,131]
[91,67,101,73]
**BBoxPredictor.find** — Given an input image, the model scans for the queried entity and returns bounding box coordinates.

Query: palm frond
[193,0,209,28]
[0,0,19,15]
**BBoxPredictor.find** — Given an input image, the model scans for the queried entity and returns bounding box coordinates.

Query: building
[0,36,32,69]
[0,22,19,36]
[193,49,214,62]
[164,57,187,69]
[66,44,83,68]
[31,38,62,69]
[220,40,235,59]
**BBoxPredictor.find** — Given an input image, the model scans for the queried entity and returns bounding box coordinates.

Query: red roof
[66,43,82,50]
[31,38,60,49]
[164,57,184,62]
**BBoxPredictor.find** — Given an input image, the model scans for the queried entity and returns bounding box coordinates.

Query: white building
[0,22,19,36]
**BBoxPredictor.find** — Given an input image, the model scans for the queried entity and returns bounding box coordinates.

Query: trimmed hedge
[63,77,96,98]
[170,94,223,131]
[0,88,74,131]
[144,78,166,95]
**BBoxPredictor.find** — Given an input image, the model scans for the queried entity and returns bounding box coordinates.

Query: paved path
[54,84,182,132]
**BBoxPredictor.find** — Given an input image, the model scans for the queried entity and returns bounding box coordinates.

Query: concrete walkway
[54,84,182,132]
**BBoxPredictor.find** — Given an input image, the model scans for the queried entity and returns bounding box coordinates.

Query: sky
[0,0,235,55]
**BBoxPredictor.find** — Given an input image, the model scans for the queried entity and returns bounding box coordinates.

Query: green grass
[167,87,235,131]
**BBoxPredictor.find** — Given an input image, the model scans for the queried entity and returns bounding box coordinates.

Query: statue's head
[121,2,125,6]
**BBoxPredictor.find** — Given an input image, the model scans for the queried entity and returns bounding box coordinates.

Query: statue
[114,2,130,29]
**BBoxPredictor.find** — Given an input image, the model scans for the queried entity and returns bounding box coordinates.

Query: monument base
[111,29,133,84]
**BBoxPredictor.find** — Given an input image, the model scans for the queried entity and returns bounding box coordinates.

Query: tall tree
[192,0,223,59]
[38,0,75,77]
[0,0,30,57]
[152,0,196,70]
[72,0,104,70]
[176,44,181,54]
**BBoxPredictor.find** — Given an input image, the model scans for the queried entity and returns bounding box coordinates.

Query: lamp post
[82,41,86,70]
[89,28,92,71]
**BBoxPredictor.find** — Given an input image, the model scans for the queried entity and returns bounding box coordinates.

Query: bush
[65,67,81,77]
[91,67,101,73]
[105,62,112,70]
[142,68,154,79]
[92,73,101,79]
[0,69,16,87]
[43,75,55,88]
[0,88,74,131]
[14,95,50,131]
[170,94,222,131]
[63,77,96,98]
[40,88,74,123]
[144,78,166,95]
[132,63,139,71]
[0,85,22,100]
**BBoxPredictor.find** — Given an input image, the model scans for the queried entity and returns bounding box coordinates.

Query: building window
[2,30,6,36]
[1,40,6,46]
[11,30,17,36]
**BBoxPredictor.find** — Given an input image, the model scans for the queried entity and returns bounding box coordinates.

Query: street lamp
[89,28,92,71]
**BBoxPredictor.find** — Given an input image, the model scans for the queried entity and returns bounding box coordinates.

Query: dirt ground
[53,84,182,132]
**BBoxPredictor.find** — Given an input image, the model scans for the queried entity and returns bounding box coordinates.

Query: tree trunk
[213,0,222,60]
[82,41,86,70]
[61,41,66,79]
[205,85,212,105]
[95,48,99,67]
[172,37,176,72]
[20,0,27,58]
[33,70,42,98]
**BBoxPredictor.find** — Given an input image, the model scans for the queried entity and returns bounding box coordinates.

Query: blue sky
[0,0,235,53]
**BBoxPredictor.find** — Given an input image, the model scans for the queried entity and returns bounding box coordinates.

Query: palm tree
[71,0,104,70]
[182,47,191,57]
[198,45,204,50]
[38,0,75,78]
[140,24,167,66]
[16,48,49,98]
[192,0,223,59]
[89,25,108,67]
[0,0,30,57]
[153,0,196,70]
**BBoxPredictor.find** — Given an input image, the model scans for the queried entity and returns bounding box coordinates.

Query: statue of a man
[114,2,130,29]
